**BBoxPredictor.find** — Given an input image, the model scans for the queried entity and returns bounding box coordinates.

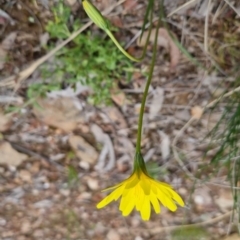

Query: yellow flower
[97,152,184,221]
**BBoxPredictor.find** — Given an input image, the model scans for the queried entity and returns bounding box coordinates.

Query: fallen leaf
[110,16,123,28]
[191,106,203,119]
[0,111,13,132]
[221,234,240,240]
[175,109,191,121]
[33,97,85,132]
[149,87,164,120]
[123,0,138,12]
[103,106,128,129]
[65,0,77,6]
[1,32,17,50]
[158,131,170,160]
[107,229,121,240]
[0,47,6,70]
[215,188,233,212]
[137,28,180,69]
[91,124,115,171]
[69,135,98,165]
[110,86,127,107]
[0,141,28,166]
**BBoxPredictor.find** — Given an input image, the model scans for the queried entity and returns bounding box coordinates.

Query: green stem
[105,18,152,62]
[135,8,162,153]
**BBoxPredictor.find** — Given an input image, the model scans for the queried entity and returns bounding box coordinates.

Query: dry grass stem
[167,0,198,17]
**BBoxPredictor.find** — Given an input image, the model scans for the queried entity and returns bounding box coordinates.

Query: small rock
[135,237,143,240]
[131,217,140,227]
[21,221,31,234]
[33,229,44,238]
[0,217,6,226]
[175,109,190,121]
[118,227,129,235]
[0,111,13,132]
[222,234,240,240]
[66,0,77,6]
[193,187,212,212]
[116,161,129,173]
[69,135,98,165]
[60,189,70,197]
[87,178,99,190]
[95,222,106,234]
[81,212,89,219]
[77,192,92,201]
[29,162,40,174]
[215,188,233,212]
[107,229,121,240]
[0,141,28,167]
[79,161,90,170]
[19,170,32,183]
[33,199,53,208]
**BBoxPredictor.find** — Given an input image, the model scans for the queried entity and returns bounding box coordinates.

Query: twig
[172,85,240,180]
[165,19,227,76]
[172,117,196,180]
[0,0,126,89]
[10,142,64,171]
[205,86,240,109]
[204,0,211,52]
[149,210,232,234]
[167,0,198,17]
[223,0,240,17]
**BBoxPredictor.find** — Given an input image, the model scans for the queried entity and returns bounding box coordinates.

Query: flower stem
[136,9,162,153]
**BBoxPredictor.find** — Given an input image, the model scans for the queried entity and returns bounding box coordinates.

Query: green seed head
[82,0,109,30]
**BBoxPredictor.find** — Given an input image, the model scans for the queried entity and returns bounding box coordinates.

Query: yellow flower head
[97,152,184,221]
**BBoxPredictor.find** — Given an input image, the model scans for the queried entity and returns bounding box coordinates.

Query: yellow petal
[139,178,151,195]
[97,186,123,208]
[121,192,135,216]
[150,192,160,213]
[156,189,177,211]
[139,196,151,221]
[125,175,139,189]
[119,192,131,211]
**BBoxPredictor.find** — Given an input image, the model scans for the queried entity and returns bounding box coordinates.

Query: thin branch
[149,210,232,234]
[167,0,198,17]
[223,0,240,17]
[204,0,211,52]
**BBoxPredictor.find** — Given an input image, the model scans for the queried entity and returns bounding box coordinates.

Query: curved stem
[106,27,151,62]
[135,10,161,153]
[83,0,153,62]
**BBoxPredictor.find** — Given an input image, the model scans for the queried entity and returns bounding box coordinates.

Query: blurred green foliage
[27,1,132,105]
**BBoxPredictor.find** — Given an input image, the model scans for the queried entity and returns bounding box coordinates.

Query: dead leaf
[103,106,128,129]
[0,111,13,132]
[0,141,28,166]
[123,0,138,12]
[65,0,77,6]
[221,234,240,240]
[110,16,123,28]
[0,30,16,71]
[1,32,17,50]
[149,87,164,119]
[69,135,98,165]
[215,188,233,212]
[191,106,203,119]
[33,97,85,132]
[91,124,115,171]
[175,110,191,121]
[110,86,127,107]
[137,28,180,69]
[158,131,170,160]
[0,47,6,70]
